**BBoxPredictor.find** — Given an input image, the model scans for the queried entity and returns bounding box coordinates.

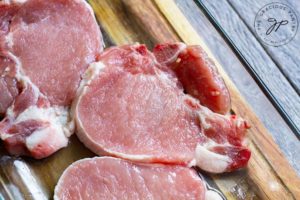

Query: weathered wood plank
[200,0,300,135]
[228,0,300,94]
[174,0,300,176]
[89,1,299,199]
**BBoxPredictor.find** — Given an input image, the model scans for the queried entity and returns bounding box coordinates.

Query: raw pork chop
[153,43,230,114]
[54,157,207,200]
[73,45,251,173]
[0,0,103,158]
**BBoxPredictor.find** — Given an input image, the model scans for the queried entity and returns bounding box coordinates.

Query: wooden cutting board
[0,0,299,199]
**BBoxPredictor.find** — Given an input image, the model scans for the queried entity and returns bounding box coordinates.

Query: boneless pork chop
[54,157,208,200]
[0,0,103,158]
[73,45,251,173]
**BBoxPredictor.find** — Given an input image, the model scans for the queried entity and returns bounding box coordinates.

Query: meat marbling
[0,0,103,158]
[73,45,251,173]
[54,157,208,200]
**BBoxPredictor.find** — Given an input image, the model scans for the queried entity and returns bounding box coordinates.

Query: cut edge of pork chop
[54,156,225,200]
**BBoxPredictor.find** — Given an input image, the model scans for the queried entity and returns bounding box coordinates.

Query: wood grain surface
[229,0,300,94]
[201,0,300,135]
[0,0,299,200]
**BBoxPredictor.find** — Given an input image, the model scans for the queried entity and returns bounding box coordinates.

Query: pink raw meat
[153,43,231,114]
[0,0,103,158]
[54,157,206,200]
[0,55,19,114]
[0,83,72,159]
[73,45,251,173]
[1,0,103,106]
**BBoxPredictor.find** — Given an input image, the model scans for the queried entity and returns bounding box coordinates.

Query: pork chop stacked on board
[0,0,103,158]
[0,1,251,199]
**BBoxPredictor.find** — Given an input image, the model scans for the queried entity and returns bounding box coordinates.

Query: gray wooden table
[174,0,300,174]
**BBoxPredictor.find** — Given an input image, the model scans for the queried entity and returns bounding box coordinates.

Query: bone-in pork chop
[73,45,250,173]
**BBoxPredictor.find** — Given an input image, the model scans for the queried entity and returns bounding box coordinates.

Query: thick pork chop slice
[0,0,103,158]
[153,43,231,114]
[54,157,207,200]
[74,45,251,173]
